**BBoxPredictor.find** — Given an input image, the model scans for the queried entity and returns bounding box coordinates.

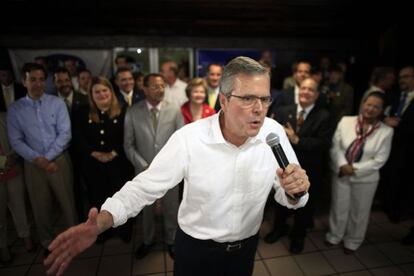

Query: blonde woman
[181,78,215,124]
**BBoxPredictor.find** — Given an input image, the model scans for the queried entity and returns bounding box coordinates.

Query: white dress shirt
[296,103,315,121]
[102,113,308,242]
[58,91,74,108]
[146,100,162,114]
[164,78,188,108]
[294,85,300,105]
[120,90,133,106]
[2,84,15,106]
[71,76,79,91]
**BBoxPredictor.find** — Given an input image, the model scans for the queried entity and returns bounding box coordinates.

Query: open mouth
[250,120,261,128]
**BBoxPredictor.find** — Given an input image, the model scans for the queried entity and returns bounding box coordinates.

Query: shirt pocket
[43,113,57,128]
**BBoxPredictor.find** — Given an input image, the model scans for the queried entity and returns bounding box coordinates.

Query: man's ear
[219,93,227,109]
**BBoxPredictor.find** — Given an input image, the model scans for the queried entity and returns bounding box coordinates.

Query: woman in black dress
[73,76,134,243]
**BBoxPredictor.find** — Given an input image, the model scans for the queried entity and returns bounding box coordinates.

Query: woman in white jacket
[326,91,393,253]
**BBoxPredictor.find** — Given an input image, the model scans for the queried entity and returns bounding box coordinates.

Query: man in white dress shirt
[160,60,188,108]
[44,56,310,276]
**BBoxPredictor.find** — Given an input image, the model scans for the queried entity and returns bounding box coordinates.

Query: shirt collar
[297,103,315,116]
[208,86,220,95]
[25,93,46,106]
[208,111,264,146]
[406,90,414,96]
[58,90,74,103]
[120,90,133,97]
[146,100,162,112]
[1,84,13,90]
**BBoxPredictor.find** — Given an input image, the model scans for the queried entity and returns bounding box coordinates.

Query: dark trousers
[273,175,317,239]
[274,200,313,238]
[174,228,258,276]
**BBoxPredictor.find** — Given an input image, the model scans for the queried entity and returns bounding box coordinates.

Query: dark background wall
[1,0,411,102]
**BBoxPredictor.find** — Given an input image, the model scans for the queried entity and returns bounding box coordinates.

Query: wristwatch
[285,192,298,202]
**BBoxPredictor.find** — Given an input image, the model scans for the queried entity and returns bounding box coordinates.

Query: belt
[178,227,259,253]
[208,234,258,252]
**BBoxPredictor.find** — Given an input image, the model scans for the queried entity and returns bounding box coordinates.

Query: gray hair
[219,56,268,97]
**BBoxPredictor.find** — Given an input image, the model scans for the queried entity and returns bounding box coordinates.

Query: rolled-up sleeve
[101,130,187,227]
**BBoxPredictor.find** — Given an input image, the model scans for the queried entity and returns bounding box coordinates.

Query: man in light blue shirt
[7,63,76,254]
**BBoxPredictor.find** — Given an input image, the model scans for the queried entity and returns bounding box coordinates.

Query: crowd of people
[0,52,413,275]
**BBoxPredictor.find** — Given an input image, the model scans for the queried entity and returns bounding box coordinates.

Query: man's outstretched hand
[44,208,100,275]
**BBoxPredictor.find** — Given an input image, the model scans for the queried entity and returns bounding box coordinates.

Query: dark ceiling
[1,0,402,38]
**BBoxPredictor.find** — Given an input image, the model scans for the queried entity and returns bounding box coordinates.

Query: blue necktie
[395,92,407,117]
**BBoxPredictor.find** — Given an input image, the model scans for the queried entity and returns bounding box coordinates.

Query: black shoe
[343,246,355,255]
[264,225,289,244]
[324,240,336,247]
[387,212,401,224]
[402,230,414,246]
[135,243,153,259]
[289,238,304,254]
[167,244,175,259]
[0,247,13,266]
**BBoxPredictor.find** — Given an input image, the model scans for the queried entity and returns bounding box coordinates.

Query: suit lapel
[157,101,170,135]
[285,104,297,131]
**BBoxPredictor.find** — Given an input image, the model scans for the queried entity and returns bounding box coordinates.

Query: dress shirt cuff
[45,149,64,161]
[101,197,128,228]
[281,191,309,209]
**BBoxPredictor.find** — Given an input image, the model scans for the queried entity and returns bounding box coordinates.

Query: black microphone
[266,133,306,200]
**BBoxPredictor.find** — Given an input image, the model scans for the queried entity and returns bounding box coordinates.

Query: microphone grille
[266,133,280,147]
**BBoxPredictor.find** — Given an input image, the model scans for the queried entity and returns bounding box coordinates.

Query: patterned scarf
[345,115,381,164]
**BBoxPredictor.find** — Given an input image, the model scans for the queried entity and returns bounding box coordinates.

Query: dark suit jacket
[72,105,134,206]
[327,81,354,124]
[0,83,27,111]
[115,88,145,109]
[268,87,328,118]
[277,87,295,108]
[389,92,414,156]
[274,104,332,184]
[71,92,89,117]
[206,91,221,112]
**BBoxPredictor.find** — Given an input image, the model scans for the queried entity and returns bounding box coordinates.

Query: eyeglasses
[228,94,273,107]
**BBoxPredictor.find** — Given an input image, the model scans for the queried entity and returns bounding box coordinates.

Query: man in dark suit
[382,65,414,226]
[114,68,145,108]
[54,67,89,220]
[267,61,311,118]
[205,63,223,112]
[326,65,354,124]
[0,66,27,112]
[264,78,332,254]
[54,67,88,116]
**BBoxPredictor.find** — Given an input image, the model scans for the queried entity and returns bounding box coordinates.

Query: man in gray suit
[124,73,184,259]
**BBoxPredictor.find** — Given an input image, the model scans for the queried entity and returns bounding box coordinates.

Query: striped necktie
[151,107,158,130]
[296,109,305,133]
